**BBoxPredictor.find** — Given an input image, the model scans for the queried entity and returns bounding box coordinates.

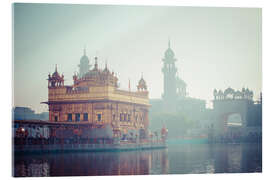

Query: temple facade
[44,50,150,138]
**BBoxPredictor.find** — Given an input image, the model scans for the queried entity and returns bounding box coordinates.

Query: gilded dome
[52,65,61,78]
[52,71,60,78]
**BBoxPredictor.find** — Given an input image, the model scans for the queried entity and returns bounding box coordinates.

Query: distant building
[150,41,206,136]
[13,107,49,120]
[212,87,262,138]
[150,40,205,111]
[43,50,151,139]
[78,48,91,78]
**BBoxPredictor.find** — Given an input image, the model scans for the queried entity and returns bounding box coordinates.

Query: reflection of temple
[212,144,262,173]
[14,149,169,176]
[43,49,150,138]
[14,157,50,177]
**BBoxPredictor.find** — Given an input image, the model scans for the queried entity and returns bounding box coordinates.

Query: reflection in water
[13,143,261,177]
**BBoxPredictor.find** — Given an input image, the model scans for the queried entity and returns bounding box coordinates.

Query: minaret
[78,47,90,77]
[162,39,178,104]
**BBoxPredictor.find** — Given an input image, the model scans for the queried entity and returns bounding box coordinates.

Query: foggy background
[13,3,262,113]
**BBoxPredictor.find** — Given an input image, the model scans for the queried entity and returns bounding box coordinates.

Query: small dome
[139,77,146,85]
[103,63,110,73]
[137,76,147,91]
[218,90,223,95]
[52,65,61,78]
[176,76,186,86]
[52,71,60,77]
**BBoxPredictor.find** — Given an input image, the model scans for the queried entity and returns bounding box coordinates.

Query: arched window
[67,113,72,122]
[75,113,80,122]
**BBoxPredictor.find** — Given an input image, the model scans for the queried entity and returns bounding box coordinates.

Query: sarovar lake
[13,143,262,177]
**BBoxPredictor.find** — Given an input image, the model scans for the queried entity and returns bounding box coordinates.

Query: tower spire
[168,38,171,48]
[83,45,86,56]
[55,64,57,72]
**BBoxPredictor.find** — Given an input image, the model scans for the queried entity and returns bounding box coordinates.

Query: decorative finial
[105,59,108,69]
[83,45,86,56]
[94,56,98,69]
[141,72,143,79]
[55,64,57,72]
[168,37,171,48]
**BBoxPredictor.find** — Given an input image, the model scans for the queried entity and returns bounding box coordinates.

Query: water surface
[13,143,262,177]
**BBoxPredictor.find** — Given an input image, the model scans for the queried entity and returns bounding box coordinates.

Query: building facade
[44,51,150,138]
[13,107,49,120]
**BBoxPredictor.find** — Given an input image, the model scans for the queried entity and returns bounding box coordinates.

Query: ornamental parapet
[213,87,254,101]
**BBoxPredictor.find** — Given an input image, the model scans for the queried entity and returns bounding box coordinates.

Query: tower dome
[164,40,175,59]
[165,48,175,59]
[80,48,89,64]
[78,48,91,77]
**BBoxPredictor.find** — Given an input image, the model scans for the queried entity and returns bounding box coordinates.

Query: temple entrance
[215,112,244,137]
[226,113,243,140]
[227,113,242,127]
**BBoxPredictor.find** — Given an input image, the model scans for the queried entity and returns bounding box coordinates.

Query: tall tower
[78,48,91,78]
[162,40,178,104]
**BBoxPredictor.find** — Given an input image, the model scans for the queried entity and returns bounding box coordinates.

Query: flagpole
[128,78,131,102]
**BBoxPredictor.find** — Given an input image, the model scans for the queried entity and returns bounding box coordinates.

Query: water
[13,143,262,177]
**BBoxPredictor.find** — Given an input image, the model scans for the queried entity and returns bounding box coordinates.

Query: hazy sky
[13,3,262,113]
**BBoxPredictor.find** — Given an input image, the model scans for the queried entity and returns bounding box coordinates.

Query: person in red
[161,125,168,142]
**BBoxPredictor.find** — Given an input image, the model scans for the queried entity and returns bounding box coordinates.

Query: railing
[114,89,148,98]
[66,87,89,94]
